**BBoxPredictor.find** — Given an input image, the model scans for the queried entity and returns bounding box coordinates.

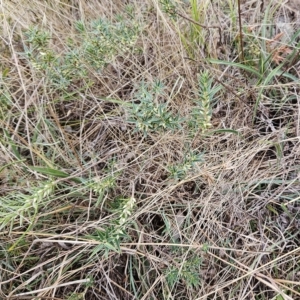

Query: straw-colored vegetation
[1,0,300,299]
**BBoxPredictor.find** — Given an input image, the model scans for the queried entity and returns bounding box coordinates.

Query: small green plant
[0,180,56,251]
[160,0,221,58]
[127,80,182,135]
[0,71,12,119]
[0,180,56,231]
[23,27,81,90]
[160,0,177,20]
[67,293,85,300]
[88,175,117,207]
[189,0,207,47]
[74,18,139,71]
[23,17,139,90]
[87,196,136,258]
[165,252,202,289]
[188,71,222,134]
[168,150,203,180]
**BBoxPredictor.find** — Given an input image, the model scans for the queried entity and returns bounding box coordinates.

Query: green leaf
[266,204,278,216]
[208,59,262,79]
[104,242,120,253]
[2,68,10,78]
[0,159,26,173]
[30,166,70,177]
[3,129,22,160]
[91,244,104,257]
[29,166,84,183]
[208,129,240,135]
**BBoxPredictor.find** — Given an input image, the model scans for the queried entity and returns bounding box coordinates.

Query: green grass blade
[208,59,262,79]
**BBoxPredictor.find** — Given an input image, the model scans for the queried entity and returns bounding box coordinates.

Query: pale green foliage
[0,181,56,231]
[0,166,119,251]
[87,196,136,258]
[160,0,206,57]
[160,0,177,20]
[188,71,222,133]
[168,150,203,180]
[75,18,139,71]
[31,181,56,209]
[23,17,139,90]
[0,70,12,119]
[189,0,207,47]
[88,175,117,206]
[114,196,136,238]
[127,80,183,135]
[67,293,85,300]
[165,253,202,289]
[23,27,83,90]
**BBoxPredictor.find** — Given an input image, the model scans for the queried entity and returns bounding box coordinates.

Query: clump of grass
[160,0,221,58]
[188,0,208,47]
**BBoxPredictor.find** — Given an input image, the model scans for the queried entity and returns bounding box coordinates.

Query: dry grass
[1,0,300,299]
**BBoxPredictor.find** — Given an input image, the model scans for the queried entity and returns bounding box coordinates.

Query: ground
[0,0,300,299]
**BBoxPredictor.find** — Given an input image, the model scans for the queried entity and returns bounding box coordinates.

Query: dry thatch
[0,0,299,299]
